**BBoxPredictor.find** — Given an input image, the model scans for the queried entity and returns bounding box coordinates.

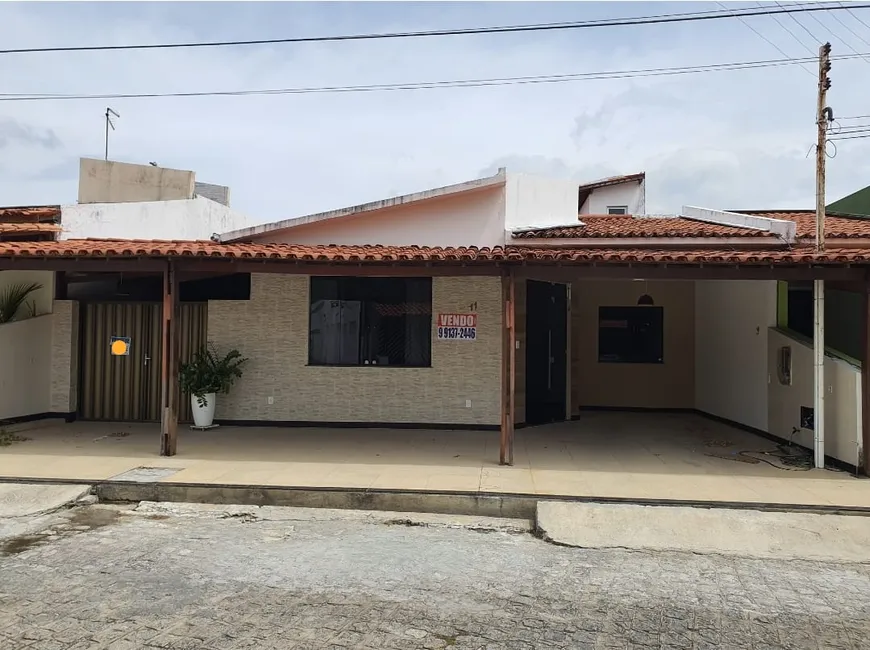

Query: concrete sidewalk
[537,501,870,563]
[0,482,90,518]
[0,482,92,546]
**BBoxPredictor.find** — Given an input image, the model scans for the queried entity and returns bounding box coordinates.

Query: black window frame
[308,276,433,368]
[55,272,251,302]
[597,305,664,364]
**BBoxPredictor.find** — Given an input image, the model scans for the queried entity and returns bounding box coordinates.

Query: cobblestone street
[1,503,869,649]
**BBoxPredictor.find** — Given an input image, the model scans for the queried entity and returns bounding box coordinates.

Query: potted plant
[179,343,248,428]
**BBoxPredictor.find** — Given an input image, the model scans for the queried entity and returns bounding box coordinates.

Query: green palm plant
[179,343,248,408]
[0,281,43,323]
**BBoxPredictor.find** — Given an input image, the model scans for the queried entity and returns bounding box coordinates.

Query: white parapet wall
[682,206,796,243]
[78,158,196,204]
[505,173,581,233]
[60,196,253,241]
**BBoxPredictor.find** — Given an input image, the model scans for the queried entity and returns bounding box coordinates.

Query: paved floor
[1,412,867,507]
[1,503,869,649]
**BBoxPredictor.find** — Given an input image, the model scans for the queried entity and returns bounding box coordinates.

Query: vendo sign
[437,313,477,341]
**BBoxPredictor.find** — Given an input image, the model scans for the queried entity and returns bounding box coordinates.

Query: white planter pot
[191,393,216,427]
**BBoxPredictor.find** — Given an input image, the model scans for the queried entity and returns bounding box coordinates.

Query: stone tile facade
[50,300,79,414]
[208,274,502,426]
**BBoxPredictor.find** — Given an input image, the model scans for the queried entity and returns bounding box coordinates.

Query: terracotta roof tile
[0,223,62,234]
[514,215,767,239]
[0,238,868,267]
[578,173,645,192]
[0,205,61,223]
[743,211,870,239]
[0,239,500,262]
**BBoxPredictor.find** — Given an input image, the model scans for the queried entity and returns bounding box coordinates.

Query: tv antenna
[104,107,120,160]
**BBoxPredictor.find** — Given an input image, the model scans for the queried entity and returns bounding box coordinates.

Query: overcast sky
[1,1,869,224]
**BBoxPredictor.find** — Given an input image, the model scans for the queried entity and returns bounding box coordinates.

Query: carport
[1,238,869,480]
[506,258,870,477]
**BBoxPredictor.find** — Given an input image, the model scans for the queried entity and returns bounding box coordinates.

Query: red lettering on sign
[437,313,477,328]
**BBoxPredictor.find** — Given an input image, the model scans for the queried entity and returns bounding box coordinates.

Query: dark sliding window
[308,277,432,367]
[598,306,664,364]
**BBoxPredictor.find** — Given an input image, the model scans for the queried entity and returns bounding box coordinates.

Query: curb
[0,476,868,518]
[82,482,870,518]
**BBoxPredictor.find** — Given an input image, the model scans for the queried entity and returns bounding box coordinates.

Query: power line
[833,126,870,134]
[804,2,870,65]
[841,3,870,30]
[2,3,869,55]
[760,1,818,54]
[829,133,870,140]
[717,1,815,75]
[4,53,867,103]
[829,5,870,47]
[774,0,826,43]
[838,114,870,120]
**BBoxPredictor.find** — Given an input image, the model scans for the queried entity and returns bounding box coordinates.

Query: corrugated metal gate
[79,302,207,422]
[176,303,208,422]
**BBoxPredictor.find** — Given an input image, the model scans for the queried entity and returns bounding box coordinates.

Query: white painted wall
[60,197,252,241]
[694,280,777,431]
[0,270,55,317]
[505,173,581,232]
[256,186,506,248]
[260,173,583,248]
[0,315,52,419]
[768,328,861,466]
[244,172,648,248]
[580,182,645,215]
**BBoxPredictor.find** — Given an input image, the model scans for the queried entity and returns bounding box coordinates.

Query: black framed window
[308,277,432,367]
[598,306,663,364]
[56,273,251,302]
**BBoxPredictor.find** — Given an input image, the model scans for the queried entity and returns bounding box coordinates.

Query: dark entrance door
[525,280,568,425]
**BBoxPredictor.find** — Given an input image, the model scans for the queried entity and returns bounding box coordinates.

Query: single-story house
[1,167,868,477]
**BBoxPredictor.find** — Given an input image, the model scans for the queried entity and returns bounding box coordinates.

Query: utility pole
[815,42,832,251]
[813,42,832,470]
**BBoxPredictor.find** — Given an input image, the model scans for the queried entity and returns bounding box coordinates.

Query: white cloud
[0,2,868,218]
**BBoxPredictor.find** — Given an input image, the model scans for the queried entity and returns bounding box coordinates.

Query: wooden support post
[863,282,870,475]
[159,262,180,456]
[507,271,516,466]
[500,273,509,465]
[500,271,516,466]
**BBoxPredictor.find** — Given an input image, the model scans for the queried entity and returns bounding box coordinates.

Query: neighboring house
[0,158,252,424]
[1,168,869,476]
[67,158,242,240]
[577,172,645,216]
[0,205,62,243]
[827,184,870,217]
[221,169,645,248]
